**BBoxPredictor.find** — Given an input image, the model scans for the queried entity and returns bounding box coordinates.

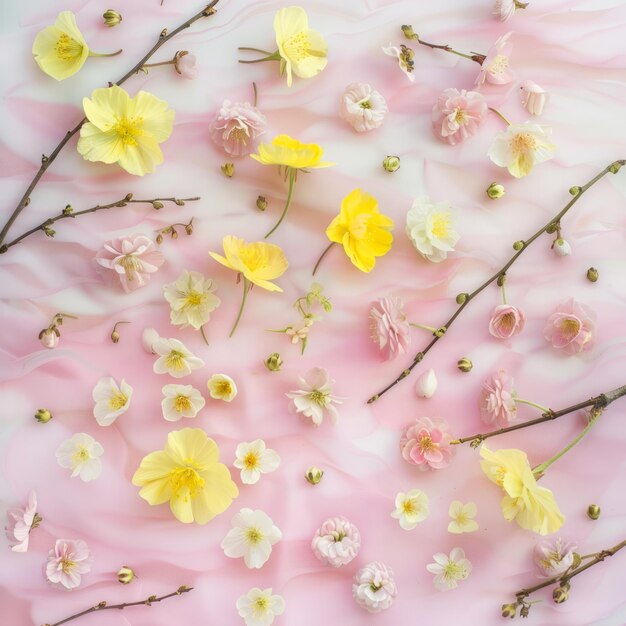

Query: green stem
[229,278,250,338]
[312,242,335,276]
[141,60,175,69]
[501,282,507,305]
[265,168,296,238]
[238,47,274,55]
[89,49,123,58]
[514,398,551,413]
[488,107,512,126]
[238,50,281,64]
[253,81,258,107]
[200,325,209,346]
[409,322,438,333]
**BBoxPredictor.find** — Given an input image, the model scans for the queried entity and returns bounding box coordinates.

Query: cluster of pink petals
[340,83,388,132]
[209,100,268,157]
[369,296,411,360]
[489,304,526,339]
[353,561,397,613]
[544,298,596,354]
[5,491,39,552]
[400,416,454,471]
[475,32,514,86]
[432,88,487,145]
[479,370,517,426]
[533,537,578,578]
[45,539,93,590]
[96,234,164,293]
[311,516,361,568]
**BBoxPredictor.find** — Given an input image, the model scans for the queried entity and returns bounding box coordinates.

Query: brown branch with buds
[0,0,220,248]
[42,585,193,626]
[156,217,195,244]
[401,25,486,63]
[0,195,199,253]
[367,159,625,404]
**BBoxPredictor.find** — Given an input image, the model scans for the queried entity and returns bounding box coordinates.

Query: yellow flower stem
[265,168,296,239]
[253,82,258,107]
[312,242,335,276]
[409,322,439,333]
[514,398,551,413]
[501,282,507,304]
[239,47,274,55]
[488,107,512,126]
[238,49,281,64]
[88,49,123,57]
[229,278,251,338]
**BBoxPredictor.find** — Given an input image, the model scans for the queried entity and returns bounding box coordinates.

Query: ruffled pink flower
[369,296,411,360]
[353,561,397,613]
[475,32,513,86]
[340,83,388,132]
[400,417,454,470]
[45,539,93,590]
[432,88,487,145]
[5,491,40,552]
[479,370,517,426]
[489,304,525,339]
[311,517,361,568]
[96,234,164,293]
[533,537,577,578]
[175,52,198,80]
[209,100,268,157]
[544,299,595,354]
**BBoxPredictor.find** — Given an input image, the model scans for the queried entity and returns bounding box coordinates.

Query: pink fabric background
[1,1,626,624]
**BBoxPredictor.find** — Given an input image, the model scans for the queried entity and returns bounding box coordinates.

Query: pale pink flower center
[488,54,509,76]
[498,312,517,332]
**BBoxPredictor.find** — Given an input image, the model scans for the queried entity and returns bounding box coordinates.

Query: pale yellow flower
[251,135,334,170]
[77,85,174,176]
[207,374,238,402]
[163,269,220,331]
[447,501,479,534]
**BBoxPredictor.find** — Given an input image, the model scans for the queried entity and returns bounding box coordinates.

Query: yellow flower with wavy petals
[251,134,334,170]
[132,428,238,524]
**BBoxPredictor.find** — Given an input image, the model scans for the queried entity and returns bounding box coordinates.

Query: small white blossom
[92,377,132,426]
[286,367,342,426]
[382,44,415,82]
[391,489,429,530]
[426,547,472,591]
[207,373,238,402]
[415,369,437,398]
[56,433,103,482]
[406,196,459,263]
[447,501,479,534]
[234,439,280,485]
[161,384,205,421]
[153,337,204,378]
[163,269,221,330]
[236,587,285,626]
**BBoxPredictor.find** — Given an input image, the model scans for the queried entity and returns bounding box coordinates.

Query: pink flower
[520,80,548,116]
[40,328,58,349]
[311,516,361,568]
[369,296,411,360]
[544,299,595,354]
[340,83,388,132]
[175,52,198,79]
[479,370,517,426]
[533,537,578,578]
[400,417,454,470]
[5,491,40,552]
[489,304,525,339]
[353,561,397,613]
[493,0,519,21]
[45,539,93,590]
[475,32,513,86]
[431,88,487,145]
[209,100,268,157]
[96,234,164,293]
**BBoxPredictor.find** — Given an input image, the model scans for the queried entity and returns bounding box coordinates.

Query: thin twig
[367,160,625,404]
[0,1,220,247]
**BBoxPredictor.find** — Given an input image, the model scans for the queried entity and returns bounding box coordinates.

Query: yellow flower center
[455,512,468,525]
[402,499,416,514]
[166,350,186,372]
[488,54,509,76]
[243,452,259,470]
[55,33,84,61]
[229,127,250,145]
[246,527,263,544]
[308,389,328,406]
[559,317,581,339]
[185,291,205,307]
[283,31,327,62]
[431,212,451,239]
[331,531,346,542]
[71,446,90,466]
[215,381,232,396]
[117,254,143,281]
[112,116,144,147]
[419,434,435,452]
[169,463,205,500]
[60,556,76,574]
[510,132,537,155]
[359,99,372,109]
[443,561,465,581]
[454,108,467,125]
[237,245,266,272]
[254,596,269,611]
[174,395,192,413]
[347,213,371,240]
[494,466,507,486]
[498,312,517,333]
[108,392,128,411]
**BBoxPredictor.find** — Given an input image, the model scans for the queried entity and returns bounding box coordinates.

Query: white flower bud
[415,368,437,398]
[553,238,572,257]
[142,328,160,354]
[520,80,548,116]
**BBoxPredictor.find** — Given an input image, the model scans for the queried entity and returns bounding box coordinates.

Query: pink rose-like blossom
[432,88,487,145]
[520,80,548,116]
[475,32,514,86]
[209,100,268,157]
[369,296,411,360]
[340,83,388,132]
[353,561,397,613]
[45,539,93,590]
[5,491,39,552]
[489,304,526,339]
[400,416,454,471]
[544,299,596,354]
[479,370,517,426]
[533,537,578,578]
[175,52,198,80]
[96,234,164,293]
[311,516,361,568]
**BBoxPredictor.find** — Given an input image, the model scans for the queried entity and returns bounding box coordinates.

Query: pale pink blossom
[489,304,526,339]
[520,80,548,116]
[432,88,487,145]
[286,367,342,426]
[5,491,40,552]
[175,52,198,79]
[40,328,59,349]
[369,296,411,360]
[353,561,397,613]
[209,100,268,157]
[96,234,164,293]
[544,299,595,354]
[475,32,514,86]
[479,370,517,426]
[400,417,454,471]
[311,516,361,568]
[340,83,388,132]
[493,0,527,21]
[45,539,93,590]
[533,537,578,578]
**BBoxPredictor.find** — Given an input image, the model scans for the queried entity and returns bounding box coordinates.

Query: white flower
[520,80,548,116]
[221,508,282,569]
[487,121,555,178]
[234,439,280,485]
[382,44,415,82]
[493,0,516,21]
[286,367,342,426]
[553,238,572,257]
[352,561,397,613]
[142,327,160,354]
[340,83,388,132]
[447,501,479,534]
[406,196,460,263]
[163,269,221,330]
[161,384,205,421]
[56,433,103,482]
[391,489,429,530]
[92,377,133,426]
[236,587,285,626]
[426,547,472,591]
[415,369,437,398]
[207,373,238,402]
[153,337,205,378]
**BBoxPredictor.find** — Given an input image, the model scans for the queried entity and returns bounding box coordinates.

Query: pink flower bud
[488,304,526,339]
[176,53,198,80]
[520,80,548,116]
[40,328,58,349]
[415,369,437,398]
[553,238,572,257]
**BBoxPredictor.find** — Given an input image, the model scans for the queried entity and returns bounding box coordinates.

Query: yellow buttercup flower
[324,188,394,273]
[77,85,174,176]
[132,428,238,524]
[479,445,564,535]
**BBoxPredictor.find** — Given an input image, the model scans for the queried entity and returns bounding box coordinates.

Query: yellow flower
[479,445,564,535]
[274,6,328,87]
[32,11,90,80]
[325,188,394,273]
[132,428,238,524]
[251,134,334,170]
[77,85,174,176]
